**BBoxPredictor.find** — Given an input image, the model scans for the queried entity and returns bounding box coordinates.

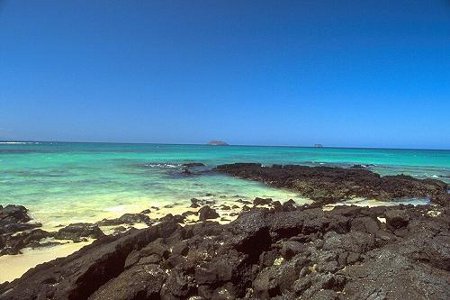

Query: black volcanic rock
[0,205,41,235]
[215,163,449,205]
[190,198,201,208]
[0,205,31,224]
[385,209,410,229]
[1,204,449,299]
[198,206,220,221]
[54,223,105,242]
[0,229,54,255]
[253,197,272,206]
[0,205,50,255]
[97,213,153,226]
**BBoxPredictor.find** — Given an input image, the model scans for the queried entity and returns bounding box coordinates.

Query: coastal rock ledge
[215,163,449,205]
[1,203,449,299]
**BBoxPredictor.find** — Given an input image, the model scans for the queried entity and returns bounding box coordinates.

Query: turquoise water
[1,142,449,226]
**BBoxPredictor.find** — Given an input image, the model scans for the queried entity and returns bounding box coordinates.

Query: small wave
[0,141,40,145]
[142,163,181,169]
[0,141,28,145]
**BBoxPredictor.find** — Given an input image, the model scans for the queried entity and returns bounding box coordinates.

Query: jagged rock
[1,204,449,300]
[385,209,410,229]
[97,213,153,226]
[54,223,105,242]
[279,240,305,259]
[350,216,380,234]
[198,206,220,221]
[236,199,252,205]
[0,205,46,256]
[191,198,201,208]
[0,205,41,235]
[90,264,167,300]
[158,213,185,224]
[253,197,272,206]
[0,229,53,255]
[282,199,297,211]
[0,205,31,224]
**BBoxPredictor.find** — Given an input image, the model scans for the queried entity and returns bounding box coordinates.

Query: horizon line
[0,139,449,152]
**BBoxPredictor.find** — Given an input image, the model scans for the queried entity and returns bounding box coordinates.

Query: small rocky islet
[0,163,449,299]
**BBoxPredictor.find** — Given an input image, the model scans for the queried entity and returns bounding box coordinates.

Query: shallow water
[1,142,449,227]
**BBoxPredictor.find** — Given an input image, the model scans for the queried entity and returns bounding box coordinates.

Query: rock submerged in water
[182,162,206,168]
[176,162,210,177]
[1,203,449,299]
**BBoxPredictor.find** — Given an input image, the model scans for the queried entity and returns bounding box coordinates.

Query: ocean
[1,142,449,228]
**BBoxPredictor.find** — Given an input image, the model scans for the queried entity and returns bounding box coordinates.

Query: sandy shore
[0,198,271,283]
[0,241,91,283]
[0,196,424,284]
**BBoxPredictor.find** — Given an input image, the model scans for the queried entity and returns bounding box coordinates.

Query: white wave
[0,142,27,145]
[143,163,181,168]
[0,141,39,145]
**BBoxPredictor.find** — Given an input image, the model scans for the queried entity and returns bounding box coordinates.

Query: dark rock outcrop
[1,204,449,299]
[54,223,105,242]
[385,209,410,229]
[216,163,449,205]
[0,229,54,255]
[198,206,220,221]
[0,205,51,255]
[0,205,41,235]
[253,197,272,206]
[191,198,215,208]
[97,213,152,227]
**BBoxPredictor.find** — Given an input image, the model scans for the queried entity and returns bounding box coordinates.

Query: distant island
[208,140,229,146]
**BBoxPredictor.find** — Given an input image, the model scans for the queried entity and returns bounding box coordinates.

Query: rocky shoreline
[215,163,449,205]
[0,164,449,299]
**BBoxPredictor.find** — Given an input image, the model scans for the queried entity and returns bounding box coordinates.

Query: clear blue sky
[1,0,449,149]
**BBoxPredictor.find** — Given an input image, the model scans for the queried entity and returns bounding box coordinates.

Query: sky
[0,0,449,149]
